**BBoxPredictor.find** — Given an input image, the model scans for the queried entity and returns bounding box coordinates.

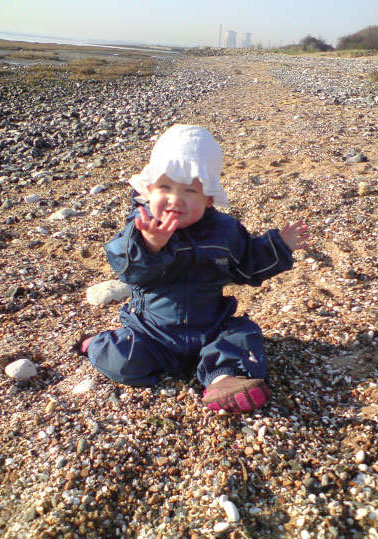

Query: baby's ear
[206,196,214,208]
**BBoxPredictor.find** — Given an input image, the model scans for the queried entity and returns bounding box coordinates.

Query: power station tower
[242,32,252,48]
[225,30,237,48]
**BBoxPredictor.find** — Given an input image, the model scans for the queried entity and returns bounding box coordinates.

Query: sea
[0,30,180,53]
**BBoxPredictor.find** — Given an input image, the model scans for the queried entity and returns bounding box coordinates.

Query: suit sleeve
[104,209,179,287]
[230,222,294,286]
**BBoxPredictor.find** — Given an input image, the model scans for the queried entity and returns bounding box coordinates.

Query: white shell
[90,184,107,195]
[223,500,240,522]
[218,494,228,508]
[214,522,231,533]
[258,425,267,440]
[48,208,76,221]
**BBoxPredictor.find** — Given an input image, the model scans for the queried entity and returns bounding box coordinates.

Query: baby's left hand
[279,220,309,251]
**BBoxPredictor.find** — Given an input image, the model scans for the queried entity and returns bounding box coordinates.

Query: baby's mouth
[165,209,183,217]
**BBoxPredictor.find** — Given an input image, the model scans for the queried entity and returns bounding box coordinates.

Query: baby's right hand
[135,207,178,252]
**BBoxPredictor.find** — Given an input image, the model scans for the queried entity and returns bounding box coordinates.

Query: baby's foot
[202,376,271,413]
[80,336,94,355]
[73,334,94,356]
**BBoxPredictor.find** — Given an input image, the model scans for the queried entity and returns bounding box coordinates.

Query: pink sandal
[202,376,271,413]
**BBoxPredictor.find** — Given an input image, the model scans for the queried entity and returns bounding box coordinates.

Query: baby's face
[147,175,213,228]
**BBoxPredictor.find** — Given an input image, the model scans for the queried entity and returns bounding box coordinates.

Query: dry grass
[328,49,378,58]
[5,64,64,84]
[8,50,61,61]
[65,57,154,80]
[368,71,378,83]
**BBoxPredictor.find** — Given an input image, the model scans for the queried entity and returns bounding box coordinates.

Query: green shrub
[338,26,378,50]
[299,35,334,52]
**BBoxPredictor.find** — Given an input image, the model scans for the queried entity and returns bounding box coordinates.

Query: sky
[1,0,377,48]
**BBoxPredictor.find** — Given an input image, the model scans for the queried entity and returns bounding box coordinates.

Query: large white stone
[5,358,37,381]
[48,208,77,221]
[72,378,96,394]
[86,280,131,306]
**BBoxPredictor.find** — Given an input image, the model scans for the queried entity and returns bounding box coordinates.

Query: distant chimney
[219,24,223,47]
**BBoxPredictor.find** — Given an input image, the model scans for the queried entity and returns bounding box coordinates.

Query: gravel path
[0,52,378,539]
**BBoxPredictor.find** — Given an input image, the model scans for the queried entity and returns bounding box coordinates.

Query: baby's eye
[159,184,171,190]
[185,188,197,193]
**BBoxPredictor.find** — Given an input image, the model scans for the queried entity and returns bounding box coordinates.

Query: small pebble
[160,388,176,397]
[35,226,50,235]
[56,456,67,469]
[155,456,169,466]
[355,450,366,464]
[45,399,58,414]
[358,181,369,196]
[77,438,87,455]
[90,422,101,435]
[24,194,40,203]
[355,507,369,520]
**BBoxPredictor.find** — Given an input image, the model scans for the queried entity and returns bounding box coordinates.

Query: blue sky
[1,0,377,47]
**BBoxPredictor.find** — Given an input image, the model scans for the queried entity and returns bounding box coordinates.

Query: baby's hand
[279,220,309,251]
[135,207,178,252]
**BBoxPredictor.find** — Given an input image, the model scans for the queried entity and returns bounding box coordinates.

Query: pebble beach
[1,47,378,538]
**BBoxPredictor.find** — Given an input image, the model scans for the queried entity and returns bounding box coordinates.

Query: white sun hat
[129,124,228,207]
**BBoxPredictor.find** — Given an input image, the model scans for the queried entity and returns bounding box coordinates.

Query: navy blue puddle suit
[88,197,294,388]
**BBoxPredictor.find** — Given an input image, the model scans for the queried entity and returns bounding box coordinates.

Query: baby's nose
[169,191,183,203]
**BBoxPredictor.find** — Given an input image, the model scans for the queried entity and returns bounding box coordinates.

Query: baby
[82,125,308,413]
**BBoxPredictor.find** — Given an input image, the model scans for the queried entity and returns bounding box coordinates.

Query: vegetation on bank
[0,38,167,82]
[338,26,378,51]
[274,26,378,56]
[0,58,154,83]
[0,39,156,82]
